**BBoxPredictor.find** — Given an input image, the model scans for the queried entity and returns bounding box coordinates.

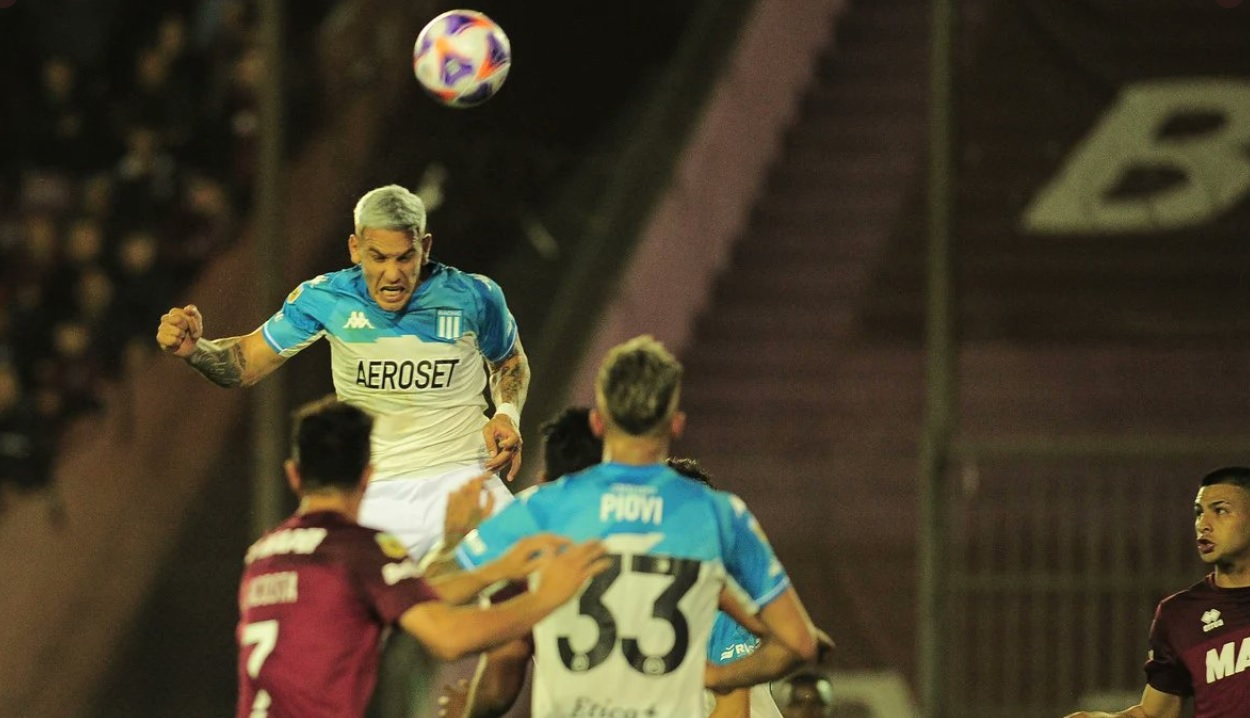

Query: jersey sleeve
[719,493,791,613]
[352,531,441,624]
[260,278,329,356]
[455,488,543,569]
[468,273,519,364]
[708,612,761,664]
[1143,601,1194,696]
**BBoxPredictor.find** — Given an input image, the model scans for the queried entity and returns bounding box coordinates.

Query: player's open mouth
[379,286,406,301]
[1198,538,1215,554]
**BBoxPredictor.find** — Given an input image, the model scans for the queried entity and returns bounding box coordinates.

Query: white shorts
[358,464,514,561]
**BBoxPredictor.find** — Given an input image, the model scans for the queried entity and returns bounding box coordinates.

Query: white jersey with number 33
[456,463,791,718]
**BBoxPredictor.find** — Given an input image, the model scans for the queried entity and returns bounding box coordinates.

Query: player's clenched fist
[156,305,204,358]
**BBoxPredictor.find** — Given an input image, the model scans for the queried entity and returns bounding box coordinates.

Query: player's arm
[706,588,818,693]
[483,336,529,480]
[420,473,502,584]
[428,534,569,605]
[708,688,750,718]
[156,305,286,387]
[400,540,607,661]
[720,589,835,662]
[1062,685,1184,718]
[711,496,818,693]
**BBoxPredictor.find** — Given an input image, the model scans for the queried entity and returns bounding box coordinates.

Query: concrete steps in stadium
[673,0,934,681]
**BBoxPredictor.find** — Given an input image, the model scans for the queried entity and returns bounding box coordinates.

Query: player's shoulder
[1163,575,1214,600]
[286,268,359,304]
[411,262,500,307]
[1153,576,1223,625]
[698,484,751,520]
[245,513,341,565]
[508,465,627,517]
[511,472,582,509]
[323,515,407,556]
[285,512,404,559]
[1159,574,1250,612]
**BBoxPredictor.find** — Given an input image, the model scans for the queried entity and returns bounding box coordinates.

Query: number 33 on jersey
[456,463,791,718]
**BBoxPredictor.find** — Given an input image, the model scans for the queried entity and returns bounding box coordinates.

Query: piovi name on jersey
[600,485,663,525]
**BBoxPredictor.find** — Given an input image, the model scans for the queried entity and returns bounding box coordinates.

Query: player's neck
[602,436,670,466]
[1214,559,1250,588]
[298,493,361,522]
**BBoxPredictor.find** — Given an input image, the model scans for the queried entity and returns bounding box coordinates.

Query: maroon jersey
[1146,575,1250,717]
[235,511,439,718]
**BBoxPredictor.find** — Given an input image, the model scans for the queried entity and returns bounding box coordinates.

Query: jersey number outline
[556,554,699,676]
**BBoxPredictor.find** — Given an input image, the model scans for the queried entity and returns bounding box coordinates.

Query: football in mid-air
[412,10,511,108]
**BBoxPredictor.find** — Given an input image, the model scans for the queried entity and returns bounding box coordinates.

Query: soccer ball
[412,10,511,109]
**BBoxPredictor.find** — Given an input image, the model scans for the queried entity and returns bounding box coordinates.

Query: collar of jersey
[599,462,670,480]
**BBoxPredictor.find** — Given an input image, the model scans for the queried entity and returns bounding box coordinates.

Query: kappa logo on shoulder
[344,311,374,329]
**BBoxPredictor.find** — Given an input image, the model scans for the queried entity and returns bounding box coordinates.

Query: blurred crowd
[0,1,274,501]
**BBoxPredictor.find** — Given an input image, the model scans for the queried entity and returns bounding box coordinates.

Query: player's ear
[419,232,433,260]
[348,234,362,264]
[588,408,606,438]
[358,464,374,492]
[284,459,302,494]
[670,411,687,439]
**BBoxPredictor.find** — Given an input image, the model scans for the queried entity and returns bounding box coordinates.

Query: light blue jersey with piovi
[456,463,791,718]
[260,262,517,479]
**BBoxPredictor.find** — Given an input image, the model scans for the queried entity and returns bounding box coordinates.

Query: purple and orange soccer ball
[413,9,511,109]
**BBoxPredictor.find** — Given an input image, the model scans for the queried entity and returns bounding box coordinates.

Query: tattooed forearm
[187,337,248,388]
[489,343,530,410]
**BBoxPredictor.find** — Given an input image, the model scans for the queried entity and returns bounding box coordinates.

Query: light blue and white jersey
[260,262,517,479]
[456,463,791,718]
[706,613,784,718]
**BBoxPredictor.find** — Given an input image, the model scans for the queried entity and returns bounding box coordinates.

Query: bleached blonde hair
[353,185,426,237]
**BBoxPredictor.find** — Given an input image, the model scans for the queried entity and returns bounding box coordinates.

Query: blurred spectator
[26,0,121,68]
[113,230,173,320]
[74,266,129,376]
[28,57,106,171]
[0,0,342,501]
[162,174,236,282]
[112,230,174,344]
[223,44,262,203]
[80,172,119,235]
[154,14,204,92]
[20,169,78,216]
[122,47,198,156]
[0,362,50,492]
[112,124,181,228]
[64,217,110,283]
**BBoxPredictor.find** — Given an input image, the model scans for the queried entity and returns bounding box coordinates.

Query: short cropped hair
[353,184,427,237]
[666,456,713,488]
[289,396,373,491]
[1200,466,1250,493]
[540,406,602,481]
[595,335,683,437]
